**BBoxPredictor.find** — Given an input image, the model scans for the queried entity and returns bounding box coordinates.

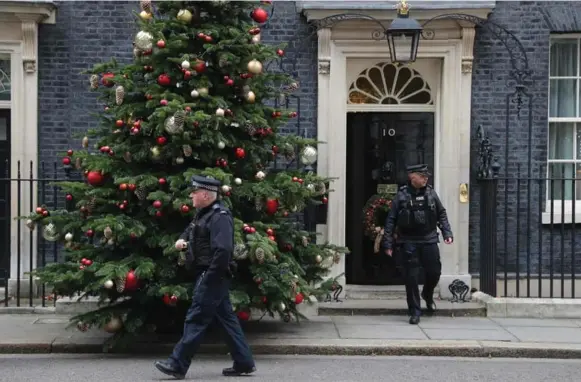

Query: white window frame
[545,34,581,224]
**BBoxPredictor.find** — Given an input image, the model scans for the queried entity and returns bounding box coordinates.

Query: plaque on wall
[377,184,397,194]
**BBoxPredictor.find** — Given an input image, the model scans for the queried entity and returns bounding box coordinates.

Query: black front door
[346,112,435,285]
[0,109,10,286]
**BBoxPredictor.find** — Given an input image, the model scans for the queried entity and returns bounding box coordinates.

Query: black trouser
[400,243,441,317]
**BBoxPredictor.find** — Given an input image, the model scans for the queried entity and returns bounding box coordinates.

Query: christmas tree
[25,0,347,346]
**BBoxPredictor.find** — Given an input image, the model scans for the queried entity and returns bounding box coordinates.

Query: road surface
[0,354,579,381]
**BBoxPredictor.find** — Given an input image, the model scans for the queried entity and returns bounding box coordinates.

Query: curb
[2,340,581,359]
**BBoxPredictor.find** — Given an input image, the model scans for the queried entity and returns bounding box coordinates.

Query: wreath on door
[362,193,394,253]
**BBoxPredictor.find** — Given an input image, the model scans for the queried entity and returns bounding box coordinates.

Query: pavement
[1,354,581,382]
[3,313,581,358]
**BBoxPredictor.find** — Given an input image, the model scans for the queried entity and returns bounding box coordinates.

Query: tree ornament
[234,178,242,185]
[315,254,323,263]
[116,276,126,293]
[176,157,185,165]
[101,73,115,87]
[217,141,226,149]
[103,316,123,333]
[277,49,285,57]
[295,293,304,305]
[77,321,88,332]
[300,145,318,165]
[193,60,206,73]
[150,146,161,158]
[183,144,193,157]
[103,279,114,289]
[115,86,125,105]
[26,219,35,231]
[255,248,266,263]
[237,310,250,321]
[177,9,193,23]
[247,59,263,74]
[172,110,186,131]
[233,244,249,260]
[221,185,231,193]
[251,34,261,44]
[104,226,113,239]
[43,223,59,242]
[156,40,166,48]
[279,302,286,312]
[181,60,190,69]
[87,171,104,186]
[64,232,73,242]
[82,136,89,148]
[190,89,200,98]
[134,31,153,51]
[255,171,265,181]
[125,270,138,291]
[265,199,279,215]
[235,147,245,159]
[157,74,171,86]
[140,0,152,13]
[245,91,256,103]
[134,185,147,201]
[89,74,99,89]
[198,87,209,97]
[251,7,269,23]
[216,108,225,117]
[139,10,152,20]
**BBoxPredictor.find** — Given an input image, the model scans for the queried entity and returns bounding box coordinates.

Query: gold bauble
[198,87,209,97]
[247,59,263,74]
[139,10,152,20]
[82,136,89,148]
[151,146,161,158]
[251,34,261,44]
[177,9,193,23]
[246,91,256,103]
[103,316,123,333]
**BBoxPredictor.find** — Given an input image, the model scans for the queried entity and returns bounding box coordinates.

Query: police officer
[382,165,453,325]
[155,175,256,379]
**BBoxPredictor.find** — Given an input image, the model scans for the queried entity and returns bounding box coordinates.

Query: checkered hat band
[191,181,218,192]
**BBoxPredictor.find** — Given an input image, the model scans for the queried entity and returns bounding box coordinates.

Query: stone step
[345,284,440,300]
[318,299,486,317]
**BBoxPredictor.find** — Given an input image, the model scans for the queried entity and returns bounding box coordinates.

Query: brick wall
[469,1,581,277]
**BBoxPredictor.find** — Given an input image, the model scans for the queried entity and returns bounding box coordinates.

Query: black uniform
[155,176,255,380]
[382,165,453,324]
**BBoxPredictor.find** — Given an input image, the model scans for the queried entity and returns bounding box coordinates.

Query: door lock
[459,183,469,203]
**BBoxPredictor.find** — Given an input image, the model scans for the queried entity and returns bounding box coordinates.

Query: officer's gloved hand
[175,239,188,250]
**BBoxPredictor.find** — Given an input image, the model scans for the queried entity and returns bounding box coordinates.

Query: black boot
[154,360,186,380]
[409,316,420,325]
[222,365,257,377]
[421,290,436,314]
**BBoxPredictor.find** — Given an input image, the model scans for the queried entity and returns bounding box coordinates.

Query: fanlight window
[0,56,10,101]
[348,62,433,105]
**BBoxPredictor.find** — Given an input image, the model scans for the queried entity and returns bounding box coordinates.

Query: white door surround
[312,10,480,299]
[0,1,56,296]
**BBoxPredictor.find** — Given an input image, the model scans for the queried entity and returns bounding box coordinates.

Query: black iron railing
[478,163,581,298]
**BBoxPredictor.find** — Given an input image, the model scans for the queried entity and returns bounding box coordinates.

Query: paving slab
[504,326,581,343]
[423,328,518,342]
[491,318,580,328]
[418,316,501,329]
[335,324,427,340]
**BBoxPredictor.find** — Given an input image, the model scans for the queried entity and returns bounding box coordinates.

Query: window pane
[548,163,576,201]
[0,54,9,102]
[550,39,578,77]
[550,79,577,117]
[549,122,575,159]
[0,116,6,141]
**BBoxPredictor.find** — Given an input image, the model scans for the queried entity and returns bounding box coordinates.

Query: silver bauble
[134,31,153,51]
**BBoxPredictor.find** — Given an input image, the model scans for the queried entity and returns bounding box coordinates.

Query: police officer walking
[155,175,256,379]
[382,165,453,325]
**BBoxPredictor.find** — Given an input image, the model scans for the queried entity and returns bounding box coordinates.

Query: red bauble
[153,200,162,209]
[235,147,246,159]
[265,199,279,215]
[322,196,328,204]
[156,40,166,48]
[42,210,49,217]
[66,149,74,156]
[86,229,94,237]
[162,294,172,305]
[158,178,166,186]
[295,293,304,305]
[180,205,190,213]
[160,99,168,106]
[261,296,268,304]
[170,295,178,303]
[251,7,268,23]
[62,157,71,165]
[86,171,104,186]
[266,228,274,236]
[125,270,138,291]
[156,136,167,145]
[237,311,250,321]
[277,49,284,56]
[101,73,115,87]
[65,194,73,201]
[128,184,136,192]
[35,207,43,214]
[155,211,163,218]
[115,119,124,127]
[268,235,276,241]
[82,258,93,266]
[100,146,110,153]
[157,74,171,86]
[193,61,206,73]
[254,277,263,284]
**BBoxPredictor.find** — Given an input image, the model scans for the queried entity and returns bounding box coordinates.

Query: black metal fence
[479,163,581,298]
[0,161,78,308]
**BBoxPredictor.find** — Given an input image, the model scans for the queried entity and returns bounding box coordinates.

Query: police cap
[190,175,221,192]
[406,164,431,176]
